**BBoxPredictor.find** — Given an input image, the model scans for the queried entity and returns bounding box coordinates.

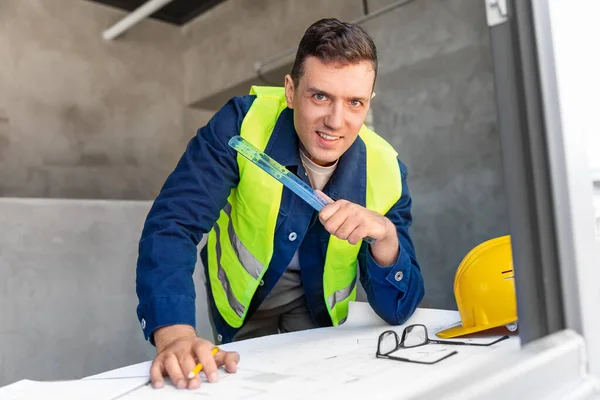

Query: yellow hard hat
[436,235,518,339]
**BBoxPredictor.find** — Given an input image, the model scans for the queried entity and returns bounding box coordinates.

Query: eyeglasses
[376,324,510,365]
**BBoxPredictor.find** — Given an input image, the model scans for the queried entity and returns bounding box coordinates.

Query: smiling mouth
[316,131,341,141]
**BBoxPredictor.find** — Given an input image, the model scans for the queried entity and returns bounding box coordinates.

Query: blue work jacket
[136,95,425,344]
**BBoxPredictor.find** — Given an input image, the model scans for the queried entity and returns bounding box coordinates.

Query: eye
[313,93,327,101]
[350,100,363,107]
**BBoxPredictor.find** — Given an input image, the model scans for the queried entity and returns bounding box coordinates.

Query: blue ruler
[229,135,376,245]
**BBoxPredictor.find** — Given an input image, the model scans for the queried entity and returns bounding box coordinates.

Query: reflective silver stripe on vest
[223,202,263,280]
[327,275,357,310]
[213,222,245,318]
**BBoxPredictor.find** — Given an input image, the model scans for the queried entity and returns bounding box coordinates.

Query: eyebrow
[307,87,368,103]
[307,87,331,97]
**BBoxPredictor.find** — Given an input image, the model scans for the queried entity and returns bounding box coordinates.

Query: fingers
[320,200,363,241]
[192,342,219,383]
[347,226,366,245]
[150,358,166,389]
[315,190,334,204]
[164,353,187,389]
[187,373,202,390]
[333,214,361,241]
[319,196,349,224]
[216,350,240,373]
[152,344,239,392]
[319,198,387,244]
[322,205,351,236]
[180,353,201,390]
[151,334,230,391]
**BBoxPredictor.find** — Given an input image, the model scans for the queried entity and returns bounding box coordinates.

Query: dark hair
[290,18,378,87]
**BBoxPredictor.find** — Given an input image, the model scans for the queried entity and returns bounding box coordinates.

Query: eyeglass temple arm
[428,335,510,346]
[378,351,458,365]
[428,339,477,345]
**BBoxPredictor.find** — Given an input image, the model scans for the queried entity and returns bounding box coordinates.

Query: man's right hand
[150,324,240,390]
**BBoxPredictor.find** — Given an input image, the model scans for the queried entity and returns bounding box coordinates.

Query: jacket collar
[264,108,367,208]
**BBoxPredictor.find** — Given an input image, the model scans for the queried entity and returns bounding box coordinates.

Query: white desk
[0,303,519,399]
[82,303,520,399]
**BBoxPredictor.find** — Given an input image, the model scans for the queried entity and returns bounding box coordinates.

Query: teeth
[317,132,339,141]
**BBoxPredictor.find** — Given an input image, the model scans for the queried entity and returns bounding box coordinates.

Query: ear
[284,74,295,109]
[371,91,376,99]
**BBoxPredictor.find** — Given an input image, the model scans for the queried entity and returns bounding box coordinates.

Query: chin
[311,149,342,165]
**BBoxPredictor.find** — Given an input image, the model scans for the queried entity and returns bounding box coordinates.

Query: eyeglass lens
[402,325,428,348]
[379,331,399,355]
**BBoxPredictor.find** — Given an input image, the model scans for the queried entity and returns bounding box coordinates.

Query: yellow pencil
[187,347,220,379]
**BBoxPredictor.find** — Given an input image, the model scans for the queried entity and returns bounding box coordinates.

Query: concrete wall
[0,0,188,200]
[181,0,364,107]
[364,0,510,307]
[0,199,213,386]
[0,0,509,385]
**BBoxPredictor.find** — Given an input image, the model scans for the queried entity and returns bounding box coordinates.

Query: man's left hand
[317,191,395,246]
[317,191,400,266]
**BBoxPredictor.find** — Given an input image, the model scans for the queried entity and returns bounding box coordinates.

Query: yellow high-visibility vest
[207,86,401,328]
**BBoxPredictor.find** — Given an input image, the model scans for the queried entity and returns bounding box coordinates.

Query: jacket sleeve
[135,97,250,343]
[358,160,425,325]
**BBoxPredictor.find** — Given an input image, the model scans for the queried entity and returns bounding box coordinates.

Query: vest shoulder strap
[249,85,286,101]
[359,125,398,157]
[359,125,402,216]
[241,86,287,151]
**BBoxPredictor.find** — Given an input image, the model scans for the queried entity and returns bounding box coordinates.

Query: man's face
[284,56,375,166]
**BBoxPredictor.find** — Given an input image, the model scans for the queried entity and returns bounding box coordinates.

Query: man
[136,18,424,390]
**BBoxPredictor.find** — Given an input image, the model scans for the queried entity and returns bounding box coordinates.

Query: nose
[323,102,344,131]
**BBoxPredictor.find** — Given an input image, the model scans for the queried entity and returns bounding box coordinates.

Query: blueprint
[0,303,519,400]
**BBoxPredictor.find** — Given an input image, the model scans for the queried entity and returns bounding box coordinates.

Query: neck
[299,143,337,167]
